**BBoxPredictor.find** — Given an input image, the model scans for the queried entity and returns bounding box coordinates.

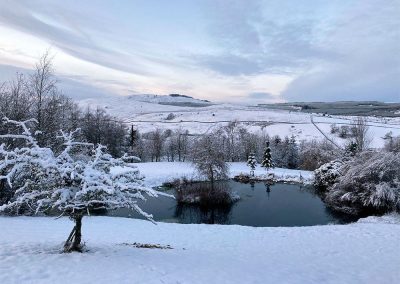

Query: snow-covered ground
[1,214,399,284]
[132,162,313,187]
[79,95,400,148]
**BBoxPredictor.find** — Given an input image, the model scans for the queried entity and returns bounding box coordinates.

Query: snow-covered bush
[0,118,60,214]
[0,118,168,252]
[313,159,344,190]
[299,139,340,170]
[165,113,176,120]
[323,151,400,215]
[384,133,400,153]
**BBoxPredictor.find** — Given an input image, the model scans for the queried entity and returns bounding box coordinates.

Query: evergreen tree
[271,136,284,167]
[345,141,358,157]
[246,152,257,176]
[261,141,273,171]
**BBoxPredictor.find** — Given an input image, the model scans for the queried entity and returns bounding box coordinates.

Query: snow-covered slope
[78,95,400,148]
[126,94,211,105]
[1,215,399,283]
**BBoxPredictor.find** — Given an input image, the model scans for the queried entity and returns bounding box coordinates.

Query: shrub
[313,159,344,190]
[165,113,176,120]
[174,182,238,206]
[299,139,340,170]
[330,124,339,134]
[323,151,400,215]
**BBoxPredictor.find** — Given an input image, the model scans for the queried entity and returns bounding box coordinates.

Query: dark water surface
[108,181,357,227]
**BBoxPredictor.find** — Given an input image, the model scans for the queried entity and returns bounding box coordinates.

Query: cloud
[195,0,337,76]
[0,0,398,102]
[226,92,281,105]
[248,92,275,100]
[0,0,152,76]
[194,54,262,76]
[282,0,400,102]
[0,63,112,100]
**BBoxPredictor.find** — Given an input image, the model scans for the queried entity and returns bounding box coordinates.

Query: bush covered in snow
[384,132,400,153]
[318,151,400,215]
[298,139,340,170]
[314,160,345,190]
[0,118,167,252]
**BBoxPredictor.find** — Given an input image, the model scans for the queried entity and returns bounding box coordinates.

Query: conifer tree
[345,141,358,157]
[261,141,273,171]
[247,152,257,176]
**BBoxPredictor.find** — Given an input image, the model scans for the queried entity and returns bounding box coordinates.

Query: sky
[0,0,399,103]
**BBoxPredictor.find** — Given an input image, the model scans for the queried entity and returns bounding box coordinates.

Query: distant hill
[258,101,400,117]
[127,94,212,107]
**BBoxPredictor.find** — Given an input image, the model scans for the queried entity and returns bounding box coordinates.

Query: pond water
[107,181,358,227]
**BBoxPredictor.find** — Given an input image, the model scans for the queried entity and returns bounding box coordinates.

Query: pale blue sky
[0,0,399,103]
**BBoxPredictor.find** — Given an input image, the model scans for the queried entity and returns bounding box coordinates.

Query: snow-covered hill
[126,94,211,106]
[78,94,400,148]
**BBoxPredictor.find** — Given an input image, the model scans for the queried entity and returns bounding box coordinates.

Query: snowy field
[1,215,399,284]
[132,162,314,187]
[79,95,400,148]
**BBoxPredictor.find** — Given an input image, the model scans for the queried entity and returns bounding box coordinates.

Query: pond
[107,181,358,227]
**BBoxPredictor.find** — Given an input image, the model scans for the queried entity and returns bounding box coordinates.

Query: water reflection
[174,203,233,224]
[108,181,359,227]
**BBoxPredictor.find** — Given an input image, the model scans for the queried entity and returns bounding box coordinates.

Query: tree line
[0,52,127,157]
[129,122,340,171]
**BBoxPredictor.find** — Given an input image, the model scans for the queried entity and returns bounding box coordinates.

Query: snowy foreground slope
[133,162,313,187]
[0,215,399,284]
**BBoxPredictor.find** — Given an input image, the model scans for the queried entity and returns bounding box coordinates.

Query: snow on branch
[0,117,39,147]
[0,117,169,221]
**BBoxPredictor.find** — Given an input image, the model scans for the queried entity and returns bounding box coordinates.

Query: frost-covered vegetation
[192,133,229,187]
[132,123,340,171]
[315,151,400,215]
[0,118,167,252]
[314,160,345,190]
[0,52,128,157]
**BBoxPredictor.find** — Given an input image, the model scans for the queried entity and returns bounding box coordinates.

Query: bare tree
[29,50,57,133]
[176,128,189,162]
[192,134,228,189]
[147,128,164,162]
[222,120,245,162]
[351,117,371,152]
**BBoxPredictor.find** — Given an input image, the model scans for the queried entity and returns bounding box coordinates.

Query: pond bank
[129,162,313,187]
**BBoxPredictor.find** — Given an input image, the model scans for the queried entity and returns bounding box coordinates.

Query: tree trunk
[64,214,83,252]
[209,165,214,190]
